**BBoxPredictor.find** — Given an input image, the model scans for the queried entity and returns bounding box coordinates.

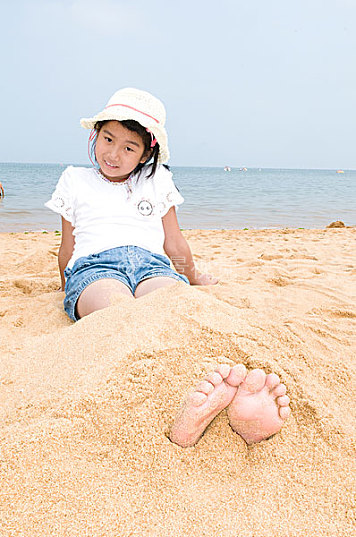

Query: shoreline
[0,220,353,235]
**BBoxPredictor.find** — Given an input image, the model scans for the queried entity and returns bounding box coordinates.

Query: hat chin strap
[88,129,98,167]
[104,103,160,124]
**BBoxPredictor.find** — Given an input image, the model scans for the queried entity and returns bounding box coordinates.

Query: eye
[125,146,134,152]
[104,136,112,143]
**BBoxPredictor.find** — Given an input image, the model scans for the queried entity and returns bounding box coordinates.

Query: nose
[109,145,121,163]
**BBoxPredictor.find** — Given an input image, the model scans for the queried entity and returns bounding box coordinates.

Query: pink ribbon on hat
[104,103,160,124]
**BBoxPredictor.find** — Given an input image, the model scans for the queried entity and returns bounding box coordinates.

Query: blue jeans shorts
[63,245,190,321]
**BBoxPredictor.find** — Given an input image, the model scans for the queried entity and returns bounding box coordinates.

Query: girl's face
[95,120,149,181]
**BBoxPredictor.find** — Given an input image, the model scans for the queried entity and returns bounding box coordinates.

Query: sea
[0,163,355,232]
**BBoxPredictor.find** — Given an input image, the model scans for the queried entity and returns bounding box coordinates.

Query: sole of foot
[227,369,291,444]
[169,363,247,448]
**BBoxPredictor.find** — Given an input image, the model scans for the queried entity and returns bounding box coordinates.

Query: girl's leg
[76,278,133,319]
[134,277,178,298]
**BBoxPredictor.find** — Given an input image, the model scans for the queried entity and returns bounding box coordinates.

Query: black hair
[90,119,160,178]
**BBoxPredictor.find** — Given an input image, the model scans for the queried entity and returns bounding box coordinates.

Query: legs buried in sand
[76,276,177,319]
[76,281,291,446]
[170,364,291,447]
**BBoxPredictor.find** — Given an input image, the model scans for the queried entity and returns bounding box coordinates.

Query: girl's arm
[58,217,75,291]
[162,207,218,285]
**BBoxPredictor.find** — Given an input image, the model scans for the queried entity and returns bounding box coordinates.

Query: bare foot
[169,363,247,447]
[227,369,291,444]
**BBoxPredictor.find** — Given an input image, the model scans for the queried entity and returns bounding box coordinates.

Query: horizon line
[0,161,354,172]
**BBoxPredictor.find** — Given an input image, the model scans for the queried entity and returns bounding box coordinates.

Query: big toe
[243,368,266,392]
[226,363,247,386]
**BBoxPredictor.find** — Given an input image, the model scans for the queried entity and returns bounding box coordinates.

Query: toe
[196,380,214,395]
[273,383,287,397]
[279,405,291,420]
[206,371,224,387]
[215,363,231,379]
[189,391,208,406]
[277,395,290,407]
[266,373,280,389]
[243,368,266,393]
[226,363,247,386]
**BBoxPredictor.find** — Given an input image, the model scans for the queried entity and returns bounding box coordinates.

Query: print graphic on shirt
[166,191,174,203]
[157,201,166,214]
[137,199,154,216]
[52,195,73,221]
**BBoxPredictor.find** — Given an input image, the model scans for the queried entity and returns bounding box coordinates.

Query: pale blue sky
[1,0,355,168]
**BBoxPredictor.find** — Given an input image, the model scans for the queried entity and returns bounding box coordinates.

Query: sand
[0,228,355,536]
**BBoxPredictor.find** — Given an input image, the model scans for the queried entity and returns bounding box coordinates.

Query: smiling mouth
[104,160,119,169]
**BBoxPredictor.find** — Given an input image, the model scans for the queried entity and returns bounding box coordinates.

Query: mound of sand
[0,229,355,536]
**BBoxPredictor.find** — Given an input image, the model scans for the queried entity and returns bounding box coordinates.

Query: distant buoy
[224,166,231,172]
[336,170,344,173]
[240,167,247,172]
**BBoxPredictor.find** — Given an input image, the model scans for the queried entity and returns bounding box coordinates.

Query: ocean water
[0,163,355,232]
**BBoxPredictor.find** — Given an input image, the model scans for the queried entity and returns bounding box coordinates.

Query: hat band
[104,103,160,124]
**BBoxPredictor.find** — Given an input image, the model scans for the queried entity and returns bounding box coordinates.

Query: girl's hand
[190,272,219,286]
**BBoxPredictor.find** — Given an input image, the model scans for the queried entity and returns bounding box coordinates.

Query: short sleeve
[45,166,76,224]
[154,165,184,217]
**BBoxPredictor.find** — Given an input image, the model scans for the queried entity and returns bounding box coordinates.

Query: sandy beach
[0,227,355,536]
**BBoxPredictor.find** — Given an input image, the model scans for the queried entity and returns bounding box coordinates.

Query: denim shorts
[63,245,190,321]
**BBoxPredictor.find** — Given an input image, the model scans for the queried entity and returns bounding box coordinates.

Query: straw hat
[80,88,170,164]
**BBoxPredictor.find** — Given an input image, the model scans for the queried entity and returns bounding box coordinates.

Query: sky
[1,0,355,169]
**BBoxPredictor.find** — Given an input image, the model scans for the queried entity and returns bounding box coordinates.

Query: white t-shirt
[45,165,184,269]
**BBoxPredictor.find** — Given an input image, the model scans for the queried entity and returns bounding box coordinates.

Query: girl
[46,87,218,321]
[46,88,291,447]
